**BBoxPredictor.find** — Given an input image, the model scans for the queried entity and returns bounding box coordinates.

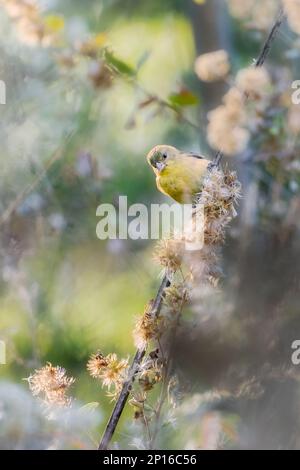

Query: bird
[146,145,211,204]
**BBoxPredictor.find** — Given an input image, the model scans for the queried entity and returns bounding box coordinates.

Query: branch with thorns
[97,7,285,451]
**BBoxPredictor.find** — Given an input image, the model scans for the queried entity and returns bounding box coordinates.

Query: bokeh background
[0,0,300,449]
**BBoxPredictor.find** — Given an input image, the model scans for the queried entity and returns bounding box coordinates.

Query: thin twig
[106,64,200,131]
[97,8,285,451]
[149,294,186,450]
[134,81,200,131]
[254,8,285,67]
[149,358,171,450]
[98,274,170,450]
[142,405,152,448]
[0,131,75,227]
[212,7,285,168]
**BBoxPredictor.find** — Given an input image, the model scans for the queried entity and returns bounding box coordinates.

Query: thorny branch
[98,275,170,450]
[98,7,286,451]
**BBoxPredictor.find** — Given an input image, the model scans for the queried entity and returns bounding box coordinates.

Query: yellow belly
[157,176,193,203]
[156,158,209,203]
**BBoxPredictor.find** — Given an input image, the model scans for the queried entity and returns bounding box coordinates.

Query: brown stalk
[98,7,285,450]
[98,275,170,450]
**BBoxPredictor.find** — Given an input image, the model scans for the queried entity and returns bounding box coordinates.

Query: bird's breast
[155,158,209,203]
[156,174,192,203]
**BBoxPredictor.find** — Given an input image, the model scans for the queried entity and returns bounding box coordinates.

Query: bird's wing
[183,152,205,160]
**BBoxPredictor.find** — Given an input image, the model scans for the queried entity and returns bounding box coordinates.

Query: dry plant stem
[213,7,285,167]
[142,404,152,448]
[149,356,171,450]
[98,275,170,450]
[98,9,285,451]
[255,8,285,67]
[149,298,186,450]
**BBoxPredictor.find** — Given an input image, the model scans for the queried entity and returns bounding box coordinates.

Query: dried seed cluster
[27,362,75,411]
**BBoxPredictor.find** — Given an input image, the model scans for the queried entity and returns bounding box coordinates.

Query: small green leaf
[104,50,136,76]
[168,89,199,107]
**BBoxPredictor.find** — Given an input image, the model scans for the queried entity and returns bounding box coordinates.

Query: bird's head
[146,145,178,174]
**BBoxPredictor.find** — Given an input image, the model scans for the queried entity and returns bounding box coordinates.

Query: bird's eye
[162,153,167,159]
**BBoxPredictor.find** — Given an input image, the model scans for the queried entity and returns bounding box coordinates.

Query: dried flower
[164,282,190,311]
[223,87,245,120]
[194,50,230,82]
[206,83,251,155]
[207,105,249,155]
[283,0,300,35]
[154,238,183,273]
[199,167,242,226]
[87,352,109,378]
[227,0,279,30]
[207,66,271,155]
[27,362,75,409]
[133,302,162,349]
[138,358,163,392]
[1,0,64,47]
[183,167,241,287]
[227,0,254,20]
[236,66,271,99]
[185,245,222,287]
[130,353,164,404]
[100,354,128,390]
[0,0,39,19]
[87,352,128,399]
[15,16,44,45]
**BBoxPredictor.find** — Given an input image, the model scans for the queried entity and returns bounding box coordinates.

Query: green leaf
[168,89,199,107]
[104,50,136,76]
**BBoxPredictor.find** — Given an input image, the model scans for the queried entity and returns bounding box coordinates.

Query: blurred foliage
[0,0,201,448]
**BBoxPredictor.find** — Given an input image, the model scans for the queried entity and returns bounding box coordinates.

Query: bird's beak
[155,162,166,172]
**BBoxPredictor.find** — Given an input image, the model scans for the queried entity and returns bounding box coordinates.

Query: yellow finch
[147,145,211,203]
